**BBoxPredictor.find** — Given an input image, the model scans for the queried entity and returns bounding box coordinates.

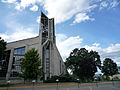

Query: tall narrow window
[11,47,25,77]
[46,48,50,79]
[60,60,61,73]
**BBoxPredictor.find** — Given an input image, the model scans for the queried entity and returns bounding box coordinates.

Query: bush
[102,75,110,81]
[44,74,78,83]
[113,76,120,81]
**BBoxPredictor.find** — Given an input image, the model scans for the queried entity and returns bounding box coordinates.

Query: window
[14,47,25,55]
[46,49,50,77]
[11,47,25,77]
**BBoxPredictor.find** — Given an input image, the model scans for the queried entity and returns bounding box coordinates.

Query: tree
[102,58,118,76]
[0,37,6,60]
[0,37,7,77]
[65,48,101,81]
[118,66,120,74]
[20,48,42,80]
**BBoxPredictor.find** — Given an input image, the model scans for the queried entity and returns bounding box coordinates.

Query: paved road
[0,82,120,90]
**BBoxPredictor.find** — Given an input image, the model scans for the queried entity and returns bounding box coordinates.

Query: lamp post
[7,81,10,90]
[77,79,79,88]
[32,80,36,90]
[112,78,114,86]
[94,77,98,87]
[56,79,59,90]
[0,66,2,70]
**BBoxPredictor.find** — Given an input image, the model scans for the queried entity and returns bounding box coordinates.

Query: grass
[0,84,14,87]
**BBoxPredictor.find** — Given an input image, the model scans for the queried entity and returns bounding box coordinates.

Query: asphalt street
[0,82,120,90]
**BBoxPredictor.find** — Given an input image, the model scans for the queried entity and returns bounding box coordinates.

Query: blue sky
[0,0,120,67]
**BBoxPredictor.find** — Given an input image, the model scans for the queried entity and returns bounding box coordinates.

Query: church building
[0,12,66,80]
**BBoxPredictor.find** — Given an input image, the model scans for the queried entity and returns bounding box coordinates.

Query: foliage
[44,74,78,83]
[0,37,6,60]
[113,76,120,81]
[20,48,42,80]
[102,58,118,76]
[0,84,14,87]
[118,66,120,74]
[102,75,111,81]
[65,48,101,81]
[94,74,102,81]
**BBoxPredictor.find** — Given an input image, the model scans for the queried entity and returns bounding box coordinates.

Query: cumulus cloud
[56,34,120,66]
[0,18,37,42]
[99,1,108,10]
[43,0,98,24]
[73,13,94,24]
[110,0,120,8]
[36,16,41,23]
[56,34,83,61]
[1,0,16,3]
[30,5,38,11]
[0,29,37,42]
[84,43,120,66]
[15,0,43,11]
[1,0,120,24]
[99,0,120,10]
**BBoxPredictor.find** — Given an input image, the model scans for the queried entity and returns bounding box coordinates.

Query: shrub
[44,74,78,83]
[102,75,110,81]
[113,76,120,81]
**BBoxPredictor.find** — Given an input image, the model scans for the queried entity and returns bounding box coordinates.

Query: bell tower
[39,12,56,80]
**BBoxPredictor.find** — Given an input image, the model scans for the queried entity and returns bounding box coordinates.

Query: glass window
[46,49,50,77]
[21,48,25,54]
[11,47,25,77]
[46,49,49,58]
[14,47,25,55]
[14,49,17,54]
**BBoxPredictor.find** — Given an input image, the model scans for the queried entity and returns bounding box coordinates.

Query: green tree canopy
[0,37,6,60]
[118,66,120,74]
[65,48,101,81]
[20,48,42,80]
[102,58,118,76]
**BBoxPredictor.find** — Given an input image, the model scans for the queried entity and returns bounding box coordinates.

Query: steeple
[39,11,56,45]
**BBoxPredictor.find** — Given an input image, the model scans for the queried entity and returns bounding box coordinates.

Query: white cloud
[15,0,43,11]
[1,0,120,24]
[84,43,120,66]
[0,29,37,42]
[16,0,36,9]
[73,13,94,24]
[36,16,40,23]
[0,16,37,42]
[43,0,98,24]
[93,43,100,47]
[99,1,108,10]
[110,0,120,8]
[99,0,120,10]
[30,5,38,11]
[1,0,16,3]
[56,34,120,66]
[105,44,120,53]
[2,0,98,24]
[56,34,83,61]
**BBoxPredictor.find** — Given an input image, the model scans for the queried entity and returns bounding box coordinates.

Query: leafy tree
[102,58,118,76]
[0,37,7,77]
[118,66,120,74]
[20,48,42,80]
[0,37,6,60]
[65,48,101,81]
